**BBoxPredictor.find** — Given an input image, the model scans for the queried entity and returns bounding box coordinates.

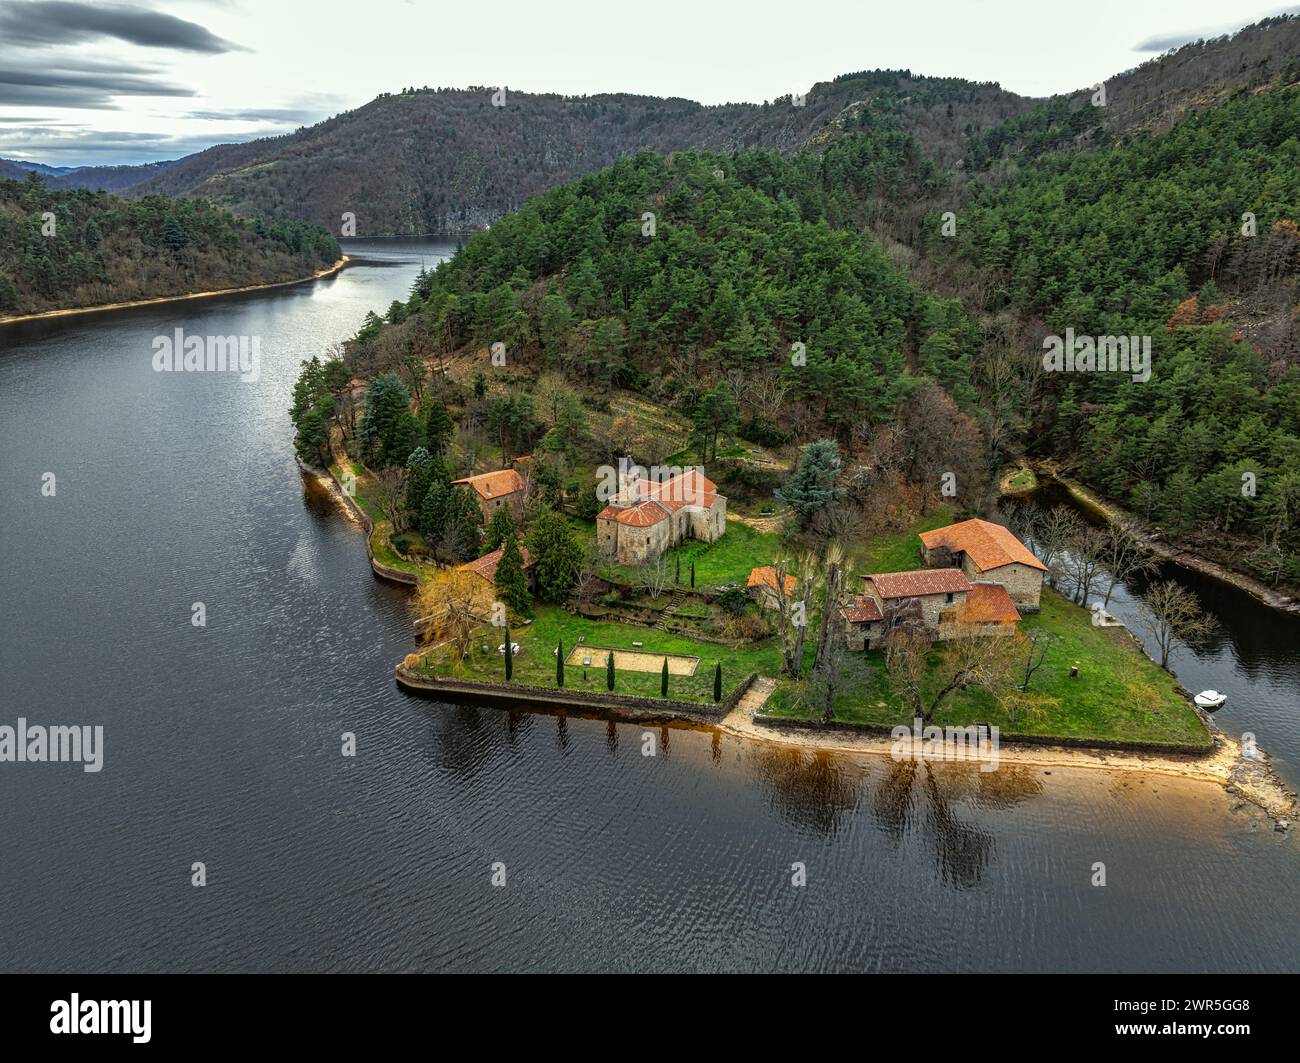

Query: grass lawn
[330,459,433,579]
[412,604,781,704]
[848,507,954,575]
[764,588,1212,749]
[573,516,783,593]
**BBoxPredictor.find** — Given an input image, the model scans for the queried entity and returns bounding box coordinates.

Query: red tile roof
[918,518,1047,573]
[597,501,670,527]
[459,542,533,584]
[866,568,972,599]
[841,594,883,623]
[748,566,796,595]
[453,469,525,501]
[596,468,723,526]
[956,582,1021,623]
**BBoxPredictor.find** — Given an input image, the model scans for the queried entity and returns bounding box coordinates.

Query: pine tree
[606,651,615,692]
[660,658,669,698]
[425,401,454,455]
[494,535,532,619]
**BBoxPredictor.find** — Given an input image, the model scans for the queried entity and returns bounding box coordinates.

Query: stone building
[918,518,1047,611]
[747,566,796,611]
[841,568,1018,649]
[452,469,526,523]
[596,464,726,565]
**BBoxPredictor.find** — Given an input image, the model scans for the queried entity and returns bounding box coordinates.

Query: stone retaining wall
[752,711,1216,756]
[297,457,417,586]
[396,667,758,724]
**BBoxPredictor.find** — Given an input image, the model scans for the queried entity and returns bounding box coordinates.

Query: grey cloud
[0,1,247,53]
[0,58,194,108]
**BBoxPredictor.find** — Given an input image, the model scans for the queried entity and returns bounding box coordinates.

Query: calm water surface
[1,239,1296,972]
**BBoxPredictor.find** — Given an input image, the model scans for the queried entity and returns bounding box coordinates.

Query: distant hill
[0,177,340,318]
[120,74,1033,236]
[963,14,1300,169]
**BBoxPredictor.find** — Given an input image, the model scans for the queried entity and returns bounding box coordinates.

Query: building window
[945,592,954,604]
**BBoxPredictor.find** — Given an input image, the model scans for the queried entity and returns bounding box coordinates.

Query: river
[1,239,1296,973]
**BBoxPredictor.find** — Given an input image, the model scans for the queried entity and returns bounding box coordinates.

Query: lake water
[1,239,1296,972]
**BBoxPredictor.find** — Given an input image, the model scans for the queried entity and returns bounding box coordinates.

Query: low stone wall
[297,457,417,587]
[752,711,1216,756]
[396,667,758,724]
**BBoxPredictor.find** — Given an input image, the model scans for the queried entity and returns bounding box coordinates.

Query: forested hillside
[0,174,340,317]
[123,74,1031,235]
[923,84,1300,585]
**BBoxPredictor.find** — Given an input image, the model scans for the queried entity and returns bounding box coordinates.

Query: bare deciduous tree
[886,629,1016,723]
[1097,525,1156,607]
[1136,580,1217,669]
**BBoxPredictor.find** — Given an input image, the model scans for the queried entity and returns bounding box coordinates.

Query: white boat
[1194,690,1227,710]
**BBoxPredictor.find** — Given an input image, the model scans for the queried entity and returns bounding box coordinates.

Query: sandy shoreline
[717,680,1296,824]
[0,255,350,326]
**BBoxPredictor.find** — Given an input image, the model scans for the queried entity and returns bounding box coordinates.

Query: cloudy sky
[0,0,1293,167]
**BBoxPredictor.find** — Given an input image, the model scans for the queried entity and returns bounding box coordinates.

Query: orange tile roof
[460,542,533,583]
[867,569,971,599]
[957,582,1021,623]
[453,469,525,501]
[595,468,723,527]
[918,518,1047,573]
[597,501,670,527]
[841,594,883,623]
[747,566,796,595]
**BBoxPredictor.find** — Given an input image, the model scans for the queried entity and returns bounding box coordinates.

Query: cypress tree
[606,651,615,692]
[713,662,722,703]
[690,560,696,588]
[494,535,532,619]
[556,638,564,688]
[504,625,513,681]
[675,555,680,584]
[660,658,669,698]
[483,504,515,555]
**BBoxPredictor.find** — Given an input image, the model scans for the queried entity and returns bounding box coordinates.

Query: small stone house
[453,469,526,523]
[747,566,796,610]
[918,518,1047,612]
[596,465,726,566]
[841,568,1018,648]
[458,541,535,594]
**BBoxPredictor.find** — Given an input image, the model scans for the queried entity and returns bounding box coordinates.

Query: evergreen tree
[483,504,516,555]
[660,658,669,698]
[606,651,615,692]
[494,534,532,619]
[358,372,418,467]
[525,509,584,603]
[690,560,696,588]
[418,479,450,546]
[776,439,846,530]
[440,485,483,562]
[424,400,454,456]
[713,663,722,703]
[556,638,565,688]
[404,447,434,515]
[504,625,513,681]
